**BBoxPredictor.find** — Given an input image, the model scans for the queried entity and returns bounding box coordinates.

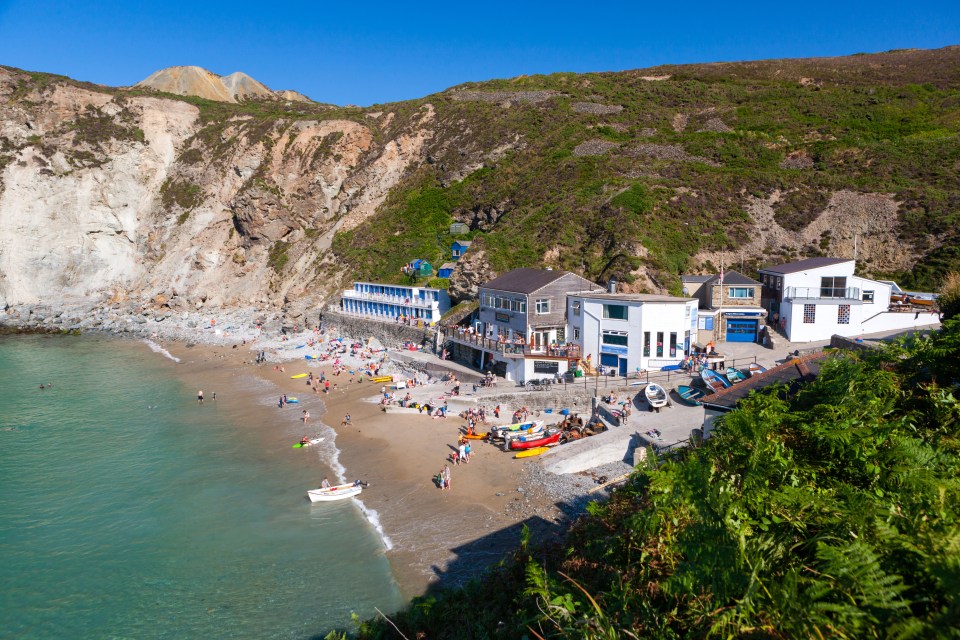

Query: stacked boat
[644,383,671,411]
[701,368,732,393]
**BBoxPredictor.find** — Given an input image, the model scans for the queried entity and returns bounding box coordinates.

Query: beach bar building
[566,292,699,375]
[340,282,450,325]
[445,268,597,381]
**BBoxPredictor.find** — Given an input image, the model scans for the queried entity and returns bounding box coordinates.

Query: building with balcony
[566,292,699,375]
[340,282,450,325]
[446,268,597,381]
[681,270,766,344]
[758,257,938,342]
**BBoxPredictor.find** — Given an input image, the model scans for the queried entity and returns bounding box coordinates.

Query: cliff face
[0,66,434,316]
[1,47,959,323]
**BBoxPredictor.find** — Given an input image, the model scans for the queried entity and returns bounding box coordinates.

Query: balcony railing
[785,286,861,301]
[444,331,581,360]
[342,291,435,307]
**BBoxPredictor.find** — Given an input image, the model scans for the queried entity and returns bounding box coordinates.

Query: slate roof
[684,270,761,287]
[701,351,829,411]
[481,268,572,294]
[759,257,851,274]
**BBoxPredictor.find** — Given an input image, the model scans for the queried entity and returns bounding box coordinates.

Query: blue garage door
[726,319,758,343]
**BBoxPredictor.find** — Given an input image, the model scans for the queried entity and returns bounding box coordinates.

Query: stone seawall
[323,310,438,350]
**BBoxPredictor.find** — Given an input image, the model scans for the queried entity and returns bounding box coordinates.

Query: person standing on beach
[457,441,466,465]
[443,465,451,490]
[302,410,310,423]
[198,390,204,404]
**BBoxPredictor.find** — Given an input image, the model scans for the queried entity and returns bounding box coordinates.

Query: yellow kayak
[369,375,393,383]
[514,447,551,459]
[291,373,309,379]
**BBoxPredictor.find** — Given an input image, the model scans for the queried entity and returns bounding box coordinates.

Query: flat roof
[570,292,695,303]
[353,281,445,292]
[759,257,852,274]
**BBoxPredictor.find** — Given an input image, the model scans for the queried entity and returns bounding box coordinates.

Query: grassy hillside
[333,47,960,293]
[346,319,960,639]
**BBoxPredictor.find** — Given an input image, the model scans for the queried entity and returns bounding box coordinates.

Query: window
[820,276,847,298]
[557,328,565,343]
[803,304,816,324]
[643,331,650,357]
[536,299,550,314]
[729,287,754,299]
[669,332,677,358]
[602,304,628,320]
[862,290,875,303]
[602,332,628,346]
[511,299,526,312]
[571,300,581,316]
[656,332,664,357]
[573,328,580,341]
[838,304,850,325]
[698,316,715,331]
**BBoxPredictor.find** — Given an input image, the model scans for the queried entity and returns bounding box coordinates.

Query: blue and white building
[340,282,451,325]
[566,292,699,375]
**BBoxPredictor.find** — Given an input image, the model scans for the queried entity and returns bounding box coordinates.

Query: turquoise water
[0,335,403,639]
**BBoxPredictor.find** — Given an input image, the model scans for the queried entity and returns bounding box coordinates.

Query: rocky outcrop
[136,66,281,103]
[448,250,495,303]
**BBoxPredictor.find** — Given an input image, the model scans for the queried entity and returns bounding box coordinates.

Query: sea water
[0,334,403,639]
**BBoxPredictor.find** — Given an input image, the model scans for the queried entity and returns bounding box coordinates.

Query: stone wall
[323,309,437,350]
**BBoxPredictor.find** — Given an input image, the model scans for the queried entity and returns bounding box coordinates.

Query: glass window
[602,332,628,346]
[862,290,874,303]
[656,332,664,357]
[536,299,550,314]
[571,300,581,316]
[838,304,850,325]
[698,316,715,330]
[729,287,754,299]
[573,328,580,341]
[643,332,650,357]
[602,304,628,320]
[669,332,677,358]
[803,304,816,324]
[820,276,847,298]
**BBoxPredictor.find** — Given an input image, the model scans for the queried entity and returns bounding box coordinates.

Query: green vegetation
[160,178,203,210]
[268,240,290,271]
[352,319,960,638]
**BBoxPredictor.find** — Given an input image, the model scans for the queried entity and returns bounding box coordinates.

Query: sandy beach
[149,336,577,599]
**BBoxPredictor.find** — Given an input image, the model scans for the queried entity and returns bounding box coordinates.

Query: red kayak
[508,431,561,450]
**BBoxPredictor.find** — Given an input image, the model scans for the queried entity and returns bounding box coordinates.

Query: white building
[566,292,699,375]
[759,257,939,342]
[340,282,450,325]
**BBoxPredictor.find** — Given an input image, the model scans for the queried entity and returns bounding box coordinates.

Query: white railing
[785,286,861,301]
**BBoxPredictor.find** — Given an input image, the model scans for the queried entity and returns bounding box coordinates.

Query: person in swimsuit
[198,390,204,404]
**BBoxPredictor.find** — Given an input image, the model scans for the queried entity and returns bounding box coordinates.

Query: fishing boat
[700,368,731,393]
[508,430,561,451]
[675,385,706,406]
[490,420,543,439]
[644,383,670,410]
[725,367,748,384]
[745,363,767,377]
[307,481,364,502]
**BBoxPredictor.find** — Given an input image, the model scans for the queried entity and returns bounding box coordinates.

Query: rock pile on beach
[508,459,636,524]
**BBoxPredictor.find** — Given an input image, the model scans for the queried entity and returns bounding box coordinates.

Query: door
[726,319,758,343]
[618,358,627,377]
[600,353,618,374]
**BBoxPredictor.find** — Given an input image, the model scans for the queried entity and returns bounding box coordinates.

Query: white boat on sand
[307,481,364,502]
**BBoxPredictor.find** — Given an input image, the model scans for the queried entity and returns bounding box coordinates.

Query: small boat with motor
[307,480,366,502]
[745,363,767,377]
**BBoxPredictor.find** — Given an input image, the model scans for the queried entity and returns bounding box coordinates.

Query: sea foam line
[143,339,181,363]
[324,423,394,551]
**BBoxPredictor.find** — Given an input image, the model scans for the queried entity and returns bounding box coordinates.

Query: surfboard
[286,397,300,404]
[291,373,308,379]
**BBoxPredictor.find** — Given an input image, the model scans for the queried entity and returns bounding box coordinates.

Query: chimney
[607,278,618,294]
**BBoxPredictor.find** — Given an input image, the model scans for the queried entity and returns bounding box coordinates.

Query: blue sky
[1,1,957,106]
